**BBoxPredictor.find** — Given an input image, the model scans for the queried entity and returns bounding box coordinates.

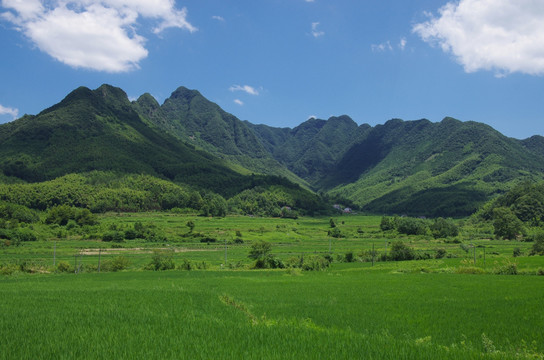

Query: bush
[102,231,124,243]
[389,241,415,261]
[101,256,130,272]
[178,259,192,271]
[301,255,331,271]
[147,250,175,271]
[56,261,73,273]
[435,248,447,259]
[248,240,272,260]
[513,247,522,257]
[493,207,525,240]
[397,217,428,236]
[430,218,459,238]
[380,216,397,231]
[493,260,518,275]
[200,237,217,244]
[328,227,342,238]
[529,231,544,255]
[344,251,355,263]
[13,229,38,242]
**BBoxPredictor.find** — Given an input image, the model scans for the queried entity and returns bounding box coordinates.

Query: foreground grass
[1,269,543,359]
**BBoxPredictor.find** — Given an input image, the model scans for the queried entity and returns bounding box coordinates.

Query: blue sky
[1,0,544,139]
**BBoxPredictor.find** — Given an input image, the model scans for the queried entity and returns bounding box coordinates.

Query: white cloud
[1,0,197,72]
[311,22,324,38]
[212,15,224,22]
[399,37,407,50]
[413,0,544,76]
[305,0,315,2]
[234,99,244,106]
[372,38,407,53]
[229,85,260,96]
[371,41,392,52]
[0,104,19,119]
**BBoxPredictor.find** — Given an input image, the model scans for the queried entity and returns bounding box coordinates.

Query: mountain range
[1,84,543,217]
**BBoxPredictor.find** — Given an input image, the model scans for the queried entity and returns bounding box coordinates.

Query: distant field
[0,213,540,272]
[1,214,543,359]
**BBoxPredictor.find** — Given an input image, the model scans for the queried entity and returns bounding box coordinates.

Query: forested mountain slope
[250,115,544,217]
[0,85,300,198]
[326,118,544,216]
[133,87,307,185]
[1,83,542,217]
[248,115,369,186]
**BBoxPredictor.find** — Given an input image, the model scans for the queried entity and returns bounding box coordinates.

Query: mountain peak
[169,86,203,103]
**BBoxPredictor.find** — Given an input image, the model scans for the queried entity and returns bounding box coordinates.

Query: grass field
[1,214,543,359]
[1,269,543,359]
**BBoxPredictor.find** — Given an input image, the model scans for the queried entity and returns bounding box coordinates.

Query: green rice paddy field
[1,214,543,359]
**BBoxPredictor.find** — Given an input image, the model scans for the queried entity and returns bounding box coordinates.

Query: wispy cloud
[0,104,19,119]
[311,22,324,38]
[399,37,407,50]
[413,0,544,76]
[371,41,393,52]
[212,15,224,22]
[234,99,244,106]
[229,85,260,96]
[371,38,407,52]
[1,0,197,73]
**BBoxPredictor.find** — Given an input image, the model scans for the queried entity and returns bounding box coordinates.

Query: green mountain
[248,115,369,186]
[2,83,542,218]
[326,118,544,216]
[250,116,544,217]
[0,85,291,198]
[520,135,544,157]
[133,87,307,186]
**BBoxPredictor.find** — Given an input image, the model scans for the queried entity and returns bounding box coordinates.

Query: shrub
[430,218,459,238]
[56,261,73,273]
[147,250,175,271]
[529,231,544,255]
[513,247,522,257]
[102,231,124,243]
[389,241,415,261]
[380,216,397,231]
[435,248,447,259]
[344,251,355,263]
[493,260,518,275]
[248,240,272,260]
[397,217,428,236]
[200,237,216,244]
[178,259,192,270]
[13,229,38,242]
[301,255,330,271]
[328,227,342,238]
[101,256,130,272]
[493,207,525,240]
